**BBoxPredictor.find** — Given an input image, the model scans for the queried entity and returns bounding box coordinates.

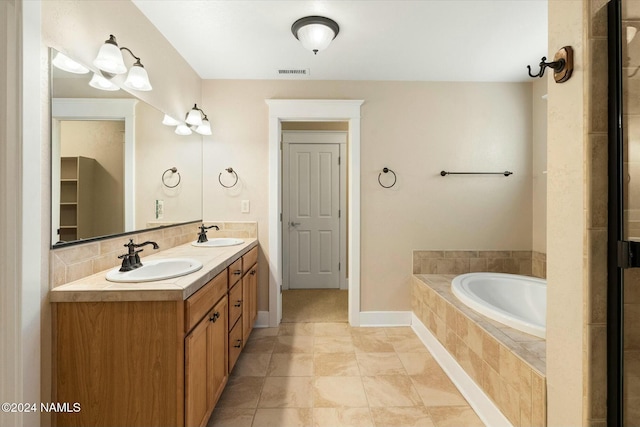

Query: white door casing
[283,136,345,290]
[266,99,363,327]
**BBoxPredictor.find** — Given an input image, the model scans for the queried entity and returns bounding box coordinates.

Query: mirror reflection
[50,48,203,248]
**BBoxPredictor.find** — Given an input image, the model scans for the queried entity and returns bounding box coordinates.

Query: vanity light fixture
[93,34,152,91]
[185,104,212,135]
[291,16,340,55]
[89,73,120,91]
[162,105,212,136]
[52,52,89,74]
[162,114,181,126]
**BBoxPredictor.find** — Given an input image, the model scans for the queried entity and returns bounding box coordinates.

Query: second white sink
[105,258,203,283]
[192,238,244,248]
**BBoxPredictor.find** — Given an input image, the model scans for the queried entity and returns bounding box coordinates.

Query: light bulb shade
[175,123,192,135]
[292,16,339,54]
[162,114,181,126]
[185,106,203,126]
[628,26,638,44]
[52,52,89,74]
[89,73,120,91]
[93,36,127,74]
[124,63,152,91]
[195,118,212,135]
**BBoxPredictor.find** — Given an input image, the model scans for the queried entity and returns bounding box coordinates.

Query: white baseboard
[359,311,412,327]
[411,314,512,427]
[254,311,270,328]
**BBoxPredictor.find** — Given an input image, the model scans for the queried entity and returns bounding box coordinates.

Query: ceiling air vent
[277,68,310,78]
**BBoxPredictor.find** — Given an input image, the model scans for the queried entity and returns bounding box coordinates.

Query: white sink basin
[192,238,244,247]
[105,258,203,283]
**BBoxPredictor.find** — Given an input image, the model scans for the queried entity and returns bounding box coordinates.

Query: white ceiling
[132,0,547,82]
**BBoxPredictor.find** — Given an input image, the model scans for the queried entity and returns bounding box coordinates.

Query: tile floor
[207,322,485,427]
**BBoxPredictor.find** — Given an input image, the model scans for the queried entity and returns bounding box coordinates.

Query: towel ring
[218,167,239,188]
[378,167,397,188]
[162,167,181,188]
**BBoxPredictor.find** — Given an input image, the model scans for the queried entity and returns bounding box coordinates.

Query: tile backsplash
[413,250,547,279]
[50,221,257,287]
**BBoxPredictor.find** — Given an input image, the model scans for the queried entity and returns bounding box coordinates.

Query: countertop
[49,238,258,303]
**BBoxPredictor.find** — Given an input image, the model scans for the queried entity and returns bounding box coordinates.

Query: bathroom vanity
[50,240,258,427]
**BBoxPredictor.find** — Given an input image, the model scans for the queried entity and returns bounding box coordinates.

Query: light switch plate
[241,200,250,213]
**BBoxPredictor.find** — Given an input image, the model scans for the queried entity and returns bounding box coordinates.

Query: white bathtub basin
[105,258,203,283]
[451,272,546,338]
[192,238,244,247]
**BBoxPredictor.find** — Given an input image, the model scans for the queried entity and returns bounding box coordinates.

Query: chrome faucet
[197,224,219,243]
[118,239,159,272]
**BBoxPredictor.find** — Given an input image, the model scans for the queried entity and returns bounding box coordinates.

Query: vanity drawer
[228,281,243,331]
[242,247,258,275]
[228,258,243,288]
[185,272,228,333]
[228,318,243,372]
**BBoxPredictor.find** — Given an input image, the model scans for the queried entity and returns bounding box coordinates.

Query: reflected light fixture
[162,104,212,136]
[93,34,152,91]
[291,16,340,55]
[89,73,119,91]
[52,52,89,74]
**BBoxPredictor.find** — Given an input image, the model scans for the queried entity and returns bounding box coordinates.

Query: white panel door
[287,143,340,289]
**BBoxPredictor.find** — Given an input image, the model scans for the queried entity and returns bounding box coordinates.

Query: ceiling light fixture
[93,34,152,91]
[162,104,212,136]
[291,16,339,55]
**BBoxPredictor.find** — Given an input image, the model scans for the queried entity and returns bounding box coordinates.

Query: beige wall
[202,79,534,312]
[134,101,203,229]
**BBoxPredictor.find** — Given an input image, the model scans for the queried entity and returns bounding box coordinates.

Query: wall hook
[527,46,573,83]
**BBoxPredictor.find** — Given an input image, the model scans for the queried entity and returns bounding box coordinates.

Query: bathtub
[451,272,546,338]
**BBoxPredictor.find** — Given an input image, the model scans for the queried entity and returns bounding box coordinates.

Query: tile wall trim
[413,250,547,279]
[50,221,258,288]
[412,313,513,427]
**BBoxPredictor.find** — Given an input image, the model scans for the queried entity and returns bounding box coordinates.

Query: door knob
[290,221,301,227]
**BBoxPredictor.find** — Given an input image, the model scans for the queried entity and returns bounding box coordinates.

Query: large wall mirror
[50,48,203,248]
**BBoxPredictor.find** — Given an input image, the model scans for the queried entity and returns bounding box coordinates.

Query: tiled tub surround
[413,250,547,279]
[50,221,257,288]
[412,275,546,427]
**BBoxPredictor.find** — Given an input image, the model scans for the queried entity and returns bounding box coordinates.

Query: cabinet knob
[209,311,220,322]
[250,270,256,276]
[234,300,242,307]
[234,339,242,348]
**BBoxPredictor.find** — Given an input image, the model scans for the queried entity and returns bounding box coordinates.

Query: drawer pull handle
[234,300,242,307]
[209,312,220,323]
[234,339,242,348]
[234,270,242,275]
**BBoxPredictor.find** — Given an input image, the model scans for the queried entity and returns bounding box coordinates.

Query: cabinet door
[209,296,228,406]
[185,313,210,427]
[242,263,258,343]
[185,296,228,427]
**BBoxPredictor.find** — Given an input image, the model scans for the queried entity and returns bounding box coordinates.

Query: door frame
[282,131,348,291]
[266,99,364,327]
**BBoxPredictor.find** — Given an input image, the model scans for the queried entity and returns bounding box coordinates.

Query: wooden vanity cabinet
[52,245,259,427]
[242,261,258,344]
